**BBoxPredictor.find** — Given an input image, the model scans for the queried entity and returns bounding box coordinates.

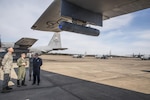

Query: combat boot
[22,80,27,86]
[6,86,13,90]
[17,80,21,87]
[1,88,11,93]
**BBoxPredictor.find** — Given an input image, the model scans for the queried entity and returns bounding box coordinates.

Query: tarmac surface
[0,55,150,100]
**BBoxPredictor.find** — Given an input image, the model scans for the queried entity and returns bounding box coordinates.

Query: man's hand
[22,63,26,66]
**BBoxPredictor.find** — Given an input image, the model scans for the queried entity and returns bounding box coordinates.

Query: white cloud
[132,41,150,47]
[135,30,150,40]
[101,14,134,31]
[0,0,53,42]
[90,13,134,33]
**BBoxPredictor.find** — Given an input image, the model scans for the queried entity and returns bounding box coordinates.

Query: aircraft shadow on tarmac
[0,68,150,100]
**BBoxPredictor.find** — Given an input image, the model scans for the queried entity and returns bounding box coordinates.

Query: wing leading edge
[31,0,150,36]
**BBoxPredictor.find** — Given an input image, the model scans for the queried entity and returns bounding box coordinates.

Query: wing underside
[66,0,150,20]
[14,38,37,49]
[31,0,150,36]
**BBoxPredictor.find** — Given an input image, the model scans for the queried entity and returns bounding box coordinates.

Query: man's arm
[2,54,8,66]
[17,58,22,67]
[0,58,2,68]
[40,58,43,66]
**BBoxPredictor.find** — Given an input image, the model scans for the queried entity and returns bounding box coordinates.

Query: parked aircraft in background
[94,53,150,60]
[29,32,67,55]
[132,53,144,58]
[140,55,150,60]
[73,54,85,58]
[31,0,150,36]
[72,52,87,58]
[95,55,109,59]
[0,37,37,60]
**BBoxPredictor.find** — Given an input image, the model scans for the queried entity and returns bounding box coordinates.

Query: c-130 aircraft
[0,33,67,60]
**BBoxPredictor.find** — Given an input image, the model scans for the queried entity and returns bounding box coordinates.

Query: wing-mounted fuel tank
[59,0,102,36]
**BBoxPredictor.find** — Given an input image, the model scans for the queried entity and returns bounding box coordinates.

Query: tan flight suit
[17,57,27,85]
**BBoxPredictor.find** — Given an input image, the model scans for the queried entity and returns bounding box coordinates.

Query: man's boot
[6,86,13,90]
[1,88,11,93]
[22,80,27,86]
[17,80,21,87]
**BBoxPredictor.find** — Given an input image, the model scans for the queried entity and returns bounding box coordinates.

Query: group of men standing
[0,47,42,93]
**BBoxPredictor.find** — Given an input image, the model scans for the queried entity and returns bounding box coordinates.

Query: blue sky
[0,0,150,55]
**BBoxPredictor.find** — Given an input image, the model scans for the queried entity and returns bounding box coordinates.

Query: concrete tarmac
[0,55,150,100]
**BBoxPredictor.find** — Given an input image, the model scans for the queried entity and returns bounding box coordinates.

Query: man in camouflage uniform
[17,53,27,87]
[1,47,14,93]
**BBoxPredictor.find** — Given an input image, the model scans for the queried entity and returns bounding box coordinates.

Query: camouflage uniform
[2,52,13,90]
[17,57,27,86]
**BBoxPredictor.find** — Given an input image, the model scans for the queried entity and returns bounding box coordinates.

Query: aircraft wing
[46,48,68,53]
[52,48,68,50]
[14,38,38,49]
[31,0,150,36]
[40,48,67,54]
